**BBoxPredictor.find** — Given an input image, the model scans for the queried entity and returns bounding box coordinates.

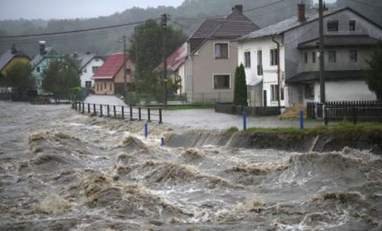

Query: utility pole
[134,26,139,94]
[161,13,168,107]
[122,35,127,99]
[319,0,325,103]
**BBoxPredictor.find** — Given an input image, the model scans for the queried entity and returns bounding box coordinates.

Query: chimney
[234,5,243,13]
[298,3,306,22]
[39,41,46,55]
[11,43,17,54]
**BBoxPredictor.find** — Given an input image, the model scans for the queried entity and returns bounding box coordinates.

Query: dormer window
[327,20,339,32]
[349,20,356,31]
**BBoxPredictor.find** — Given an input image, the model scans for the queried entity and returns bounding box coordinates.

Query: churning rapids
[1,101,382,231]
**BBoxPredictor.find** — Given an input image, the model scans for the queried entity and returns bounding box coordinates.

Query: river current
[0,101,381,231]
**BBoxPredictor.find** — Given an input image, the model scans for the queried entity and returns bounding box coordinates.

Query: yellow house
[0,44,31,79]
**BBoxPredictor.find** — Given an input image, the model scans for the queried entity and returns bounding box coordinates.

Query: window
[270,48,279,66]
[104,82,106,89]
[92,66,100,73]
[304,84,314,99]
[110,83,112,90]
[126,68,131,75]
[304,52,308,63]
[85,81,92,88]
[312,51,316,63]
[271,85,279,101]
[95,58,99,62]
[349,20,356,31]
[349,50,358,62]
[37,67,40,73]
[84,68,87,73]
[214,43,228,59]
[328,50,336,63]
[280,87,284,101]
[96,83,99,91]
[257,50,263,75]
[100,83,102,90]
[244,51,251,67]
[213,74,230,89]
[327,20,339,31]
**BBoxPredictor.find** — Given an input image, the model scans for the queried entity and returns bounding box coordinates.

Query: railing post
[300,110,304,129]
[148,108,151,122]
[78,102,81,111]
[138,107,142,121]
[93,104,96,115]
[159,108,162,124]
[100,105,103,117]
[82,103,85,113]
[121,106,125,119]
[243,112,247,130]
[324,106,328,126]
[130,106,133,121]
[107,105,110,117]
[88,103,90,113]
[113,106,116,118]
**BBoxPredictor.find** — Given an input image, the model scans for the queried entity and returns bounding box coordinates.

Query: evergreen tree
[41,56,81,102]
[365,42,382,100]
[1,62,35,100]
[234,64,248,106]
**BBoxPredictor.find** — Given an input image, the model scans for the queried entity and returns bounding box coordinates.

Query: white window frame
[244,51,251,68]
[212,73,231,89]
[213,42,229,59]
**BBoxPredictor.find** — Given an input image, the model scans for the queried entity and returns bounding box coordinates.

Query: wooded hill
[0,0,380,57]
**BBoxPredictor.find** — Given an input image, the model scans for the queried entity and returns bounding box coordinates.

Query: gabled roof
[0,49,30,71]
[156,42,187,72]
[189,8,259,54]
[92,53,126,80]
[72,52,104,70]
[31,47,62,68]
[286,70,364,84]
[238,7,382,41]
[298,34,381,49]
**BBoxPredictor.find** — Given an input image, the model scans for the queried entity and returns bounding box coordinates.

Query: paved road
[83,95,323,130]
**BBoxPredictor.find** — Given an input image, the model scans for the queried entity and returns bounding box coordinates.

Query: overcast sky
[0,0,337,20]
[0,0,185,20]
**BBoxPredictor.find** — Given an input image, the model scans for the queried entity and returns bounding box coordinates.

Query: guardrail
[72,101,163,124]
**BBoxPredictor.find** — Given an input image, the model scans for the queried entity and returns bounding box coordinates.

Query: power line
[0,18,159,39]
[243,0,287,12]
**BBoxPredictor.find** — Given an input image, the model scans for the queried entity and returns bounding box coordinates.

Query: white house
[237,4,382,107]
[72,52,105,89]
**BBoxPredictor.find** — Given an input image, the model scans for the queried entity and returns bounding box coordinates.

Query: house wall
[185,40,238,102]
[177,63,186,95]
[113,59,135,84]
[81,58,104,88]
[238,35,286,107]
[313,80,376,102]
[94,80,115,95]
[1,57,31,76]
[300,48,372,72]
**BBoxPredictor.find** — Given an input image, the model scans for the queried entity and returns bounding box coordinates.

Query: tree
[234,64,248,106]
[365,42,382,100]
[41,56,81,101]
[1,62,35,100]
[128,19,187,78]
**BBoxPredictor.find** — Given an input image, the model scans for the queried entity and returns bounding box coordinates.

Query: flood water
[1,101,381,231]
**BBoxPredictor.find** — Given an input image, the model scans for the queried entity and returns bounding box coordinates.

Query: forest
[0,0,381,57]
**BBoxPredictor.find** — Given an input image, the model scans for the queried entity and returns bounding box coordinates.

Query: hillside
[0,0,380,58]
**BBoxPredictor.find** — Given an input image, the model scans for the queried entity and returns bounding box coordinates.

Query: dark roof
[298,34,381,49]
[71,52,105,70]
[0,49,30,71]
[31,47,62,68]
[156,42,187,72]
[238,7,382,41]
[92,53,126,80]
[189,8,259,54]
[286,70,364,84]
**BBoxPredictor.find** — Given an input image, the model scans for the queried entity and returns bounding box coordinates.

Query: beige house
[92,53,134,95]
[185,5,259,102]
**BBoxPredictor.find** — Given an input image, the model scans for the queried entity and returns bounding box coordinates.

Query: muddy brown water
[0,101,382,231]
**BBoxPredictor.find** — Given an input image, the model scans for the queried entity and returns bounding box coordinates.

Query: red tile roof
[156,42,187,72]
[92,53,127,79]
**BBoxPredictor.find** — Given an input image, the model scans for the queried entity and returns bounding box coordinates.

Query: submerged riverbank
[1,101,382,231]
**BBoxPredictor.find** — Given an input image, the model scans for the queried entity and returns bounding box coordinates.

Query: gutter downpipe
[272,35,281,110]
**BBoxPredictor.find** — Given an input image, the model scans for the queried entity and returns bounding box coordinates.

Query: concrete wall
[81,58,104,88]
[185,40,238,102]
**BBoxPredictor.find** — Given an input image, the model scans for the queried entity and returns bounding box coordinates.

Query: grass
[244,121,382,136]
[163,102,216,110]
